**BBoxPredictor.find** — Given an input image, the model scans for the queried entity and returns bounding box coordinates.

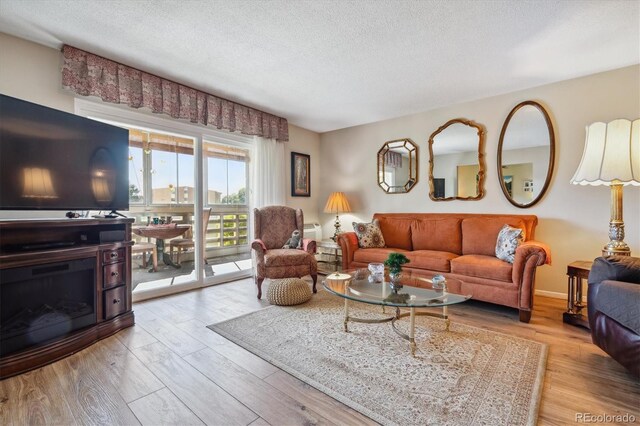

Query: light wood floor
[1,278,639,425]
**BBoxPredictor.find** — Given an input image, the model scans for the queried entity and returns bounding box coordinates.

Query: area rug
[208,291,547,426]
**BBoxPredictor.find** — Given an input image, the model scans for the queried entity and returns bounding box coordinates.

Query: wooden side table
[563,260,593,329]
[316,239,341,274]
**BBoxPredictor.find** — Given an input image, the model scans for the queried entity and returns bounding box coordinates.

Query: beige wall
[285,125,321,224]
[0,33,322,224]
[320,65,640,295]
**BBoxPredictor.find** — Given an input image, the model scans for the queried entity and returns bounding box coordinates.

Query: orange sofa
[337,213,551,322]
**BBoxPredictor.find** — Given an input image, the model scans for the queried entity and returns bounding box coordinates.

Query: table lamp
[324,192,352,242]
[571,118,639,256]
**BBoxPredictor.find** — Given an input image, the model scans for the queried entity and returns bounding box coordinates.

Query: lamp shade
[571,118,640,186]
[22,167,58,199]
[324,192,352,213]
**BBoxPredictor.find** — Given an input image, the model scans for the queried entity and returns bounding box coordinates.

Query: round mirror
[428,118,486,201]
[377,138,418,193]
[498,101,555,208]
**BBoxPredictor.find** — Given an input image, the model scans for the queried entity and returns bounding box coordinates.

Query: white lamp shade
[571,118,640,186]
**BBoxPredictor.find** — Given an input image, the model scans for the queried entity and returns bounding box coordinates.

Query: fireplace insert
[0,257,96,356]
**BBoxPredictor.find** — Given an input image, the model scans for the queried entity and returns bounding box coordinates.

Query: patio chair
[131,241,157,272]
[169,208,212,265]
[252,206,317,299]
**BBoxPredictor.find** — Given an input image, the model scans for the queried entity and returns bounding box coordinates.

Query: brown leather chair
[588,256,640,377]
[169,208,212,265]
[252,206,317,299]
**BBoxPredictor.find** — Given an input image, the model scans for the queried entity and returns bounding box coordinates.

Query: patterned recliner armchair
[252,206,317,299]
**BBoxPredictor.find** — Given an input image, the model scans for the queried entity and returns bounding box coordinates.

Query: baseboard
[535,289,586,303]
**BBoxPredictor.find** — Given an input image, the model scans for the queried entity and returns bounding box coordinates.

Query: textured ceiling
[0,0,638,133]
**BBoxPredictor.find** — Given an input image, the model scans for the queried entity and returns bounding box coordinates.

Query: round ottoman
[267,278,312,306]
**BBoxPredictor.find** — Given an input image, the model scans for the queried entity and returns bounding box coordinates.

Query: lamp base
[603,183,631,257]
[602,243,631,257]
[331,214,341,242]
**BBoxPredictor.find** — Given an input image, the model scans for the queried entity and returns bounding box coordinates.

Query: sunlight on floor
[133,259,252,293]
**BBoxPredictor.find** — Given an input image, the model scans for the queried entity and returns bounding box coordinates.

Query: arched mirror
[498,101,555,208]
[377,138,418,193]
[428,118,485,201]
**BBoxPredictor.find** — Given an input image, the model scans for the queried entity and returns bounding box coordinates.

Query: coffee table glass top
[323,269,471,308]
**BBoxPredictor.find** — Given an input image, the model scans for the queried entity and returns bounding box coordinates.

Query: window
[128,146,144,204]
[128,129,196,205]
[204,142,249,206]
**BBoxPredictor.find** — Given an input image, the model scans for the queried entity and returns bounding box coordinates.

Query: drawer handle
[110,252,118,259]
[111,271,119,277]
[113,298,121,304]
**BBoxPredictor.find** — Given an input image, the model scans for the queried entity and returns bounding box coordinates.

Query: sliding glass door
[201,140,252,280]
[79,99,254,299]
[126,128,196,293]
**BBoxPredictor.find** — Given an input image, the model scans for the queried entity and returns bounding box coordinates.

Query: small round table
[132,224,191,270]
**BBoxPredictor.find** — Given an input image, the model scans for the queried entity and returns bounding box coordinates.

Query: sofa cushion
[462,217,526,256]
[411,218,463,254]
[406,250,458,273]
[450,254,513,283]
[353,219,386,248]
[353,248,409,264]
[264,249,312,267]
[377,217,414,251]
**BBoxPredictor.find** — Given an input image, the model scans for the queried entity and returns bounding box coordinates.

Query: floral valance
[61,45,289,141]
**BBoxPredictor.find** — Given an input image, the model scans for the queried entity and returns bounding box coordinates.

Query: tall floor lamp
[324,192,352,242]
[571,118,639,256]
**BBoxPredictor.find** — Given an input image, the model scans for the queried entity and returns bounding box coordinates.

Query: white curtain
[250,136,286,276]
[250,136,286,209]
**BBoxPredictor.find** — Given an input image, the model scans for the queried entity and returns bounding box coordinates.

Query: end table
[316,239,341,274]
[563,260,593,329]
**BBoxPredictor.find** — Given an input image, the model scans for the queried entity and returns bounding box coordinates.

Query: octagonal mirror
[498,101,555,208]
[428,118,486,201]
[377,138,418,193]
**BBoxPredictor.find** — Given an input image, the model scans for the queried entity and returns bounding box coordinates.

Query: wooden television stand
[0,218,135,379]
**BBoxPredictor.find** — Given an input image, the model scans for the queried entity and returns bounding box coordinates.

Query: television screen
[0,94,129,211]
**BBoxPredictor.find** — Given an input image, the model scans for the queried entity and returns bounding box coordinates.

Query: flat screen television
[0,94,129,212]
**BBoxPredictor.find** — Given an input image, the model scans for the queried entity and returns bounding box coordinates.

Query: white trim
[535,289,587,303]
[74,98,253,144]
[131,269,251,302]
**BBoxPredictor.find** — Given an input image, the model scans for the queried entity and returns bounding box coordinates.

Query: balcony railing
[128,204,250,259]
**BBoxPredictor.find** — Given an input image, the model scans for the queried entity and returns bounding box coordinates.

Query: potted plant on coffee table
[384,252,410,290]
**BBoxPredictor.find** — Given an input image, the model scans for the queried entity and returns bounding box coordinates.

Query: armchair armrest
[588,256,640,328]
[303,238,316,254]
[251,239,267,254]
[337,232,359,270]
[512,240,551,312]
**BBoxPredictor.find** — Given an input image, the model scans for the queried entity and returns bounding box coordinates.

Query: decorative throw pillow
[352,219,386,248]
[495,224,524,263]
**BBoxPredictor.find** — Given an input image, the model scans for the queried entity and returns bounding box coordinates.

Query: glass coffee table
[323,269,471,356]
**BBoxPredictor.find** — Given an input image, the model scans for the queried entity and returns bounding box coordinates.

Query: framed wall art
[291,152,310,197]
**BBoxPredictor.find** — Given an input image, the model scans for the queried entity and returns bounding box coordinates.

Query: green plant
[384,252,410,274]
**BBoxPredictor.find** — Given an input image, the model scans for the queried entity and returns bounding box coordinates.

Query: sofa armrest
[337,232,359,270]
[303,238,316,254]
[519,241,551,265]
[512,240,550,312]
